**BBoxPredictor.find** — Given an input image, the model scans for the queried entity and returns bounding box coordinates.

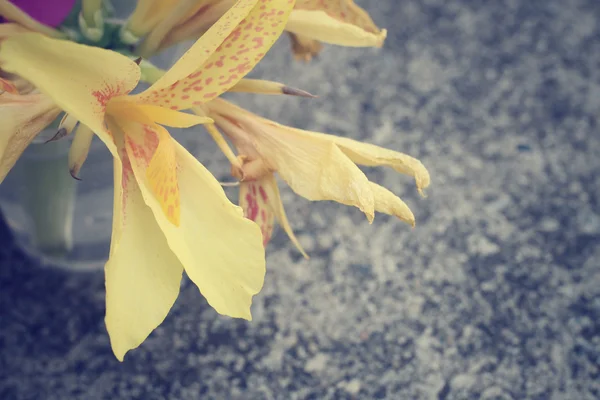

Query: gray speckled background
[2,0,600,399]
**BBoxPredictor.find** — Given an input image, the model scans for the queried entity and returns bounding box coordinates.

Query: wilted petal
[0,92,61,182]
[104,129,183,362]
[115,119,266,320]
[209,99,376,221]
[134,0,294,110]
[0,33,140,136]
[369,182,415,227]
[325,135,431,196]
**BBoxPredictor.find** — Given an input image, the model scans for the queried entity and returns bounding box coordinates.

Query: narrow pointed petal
[0,33,141,136]
[0,93,61,182]
[263,174,308,258]
[104,132,183,362]
[134,0,295,110]
[68,123,94,179]
[285,8,386,48]
[115,120,266,319]
[230,79,316,97]
[369,182,415,227]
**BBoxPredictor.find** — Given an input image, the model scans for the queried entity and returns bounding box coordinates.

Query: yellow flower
[200,98,430,257]
[0,0,295,360]
[125,0,384,61]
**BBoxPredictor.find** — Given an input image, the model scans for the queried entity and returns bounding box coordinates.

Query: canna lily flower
[124,0,385,61]
[200,98,430,256]
[0,0,296,360]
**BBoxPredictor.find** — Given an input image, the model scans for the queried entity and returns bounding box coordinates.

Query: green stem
[21,140,76,257]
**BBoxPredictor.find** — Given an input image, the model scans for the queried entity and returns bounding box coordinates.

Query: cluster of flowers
[0,0,429,360]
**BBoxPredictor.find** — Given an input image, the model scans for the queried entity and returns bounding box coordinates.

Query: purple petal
[9,0,77,27]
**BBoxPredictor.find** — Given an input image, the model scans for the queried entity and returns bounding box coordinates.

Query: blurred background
[2,0,600,398]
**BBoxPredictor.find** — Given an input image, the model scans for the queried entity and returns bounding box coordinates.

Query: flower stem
[20,140,76,257]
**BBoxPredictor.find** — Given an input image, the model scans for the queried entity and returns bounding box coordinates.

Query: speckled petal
[134,0,295,110]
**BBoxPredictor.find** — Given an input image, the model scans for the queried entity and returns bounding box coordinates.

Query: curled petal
[326,135,431,197]
[369,182,415,227]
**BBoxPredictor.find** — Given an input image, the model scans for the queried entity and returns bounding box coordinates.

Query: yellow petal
[369,182,415,227]
[0,33,141,136]
[115,119,266,319]
[0,93,61,182]
[136,0,258,95]
[136,104,213,127]
[326,135,431,197]
[104,130,183,362]
[262,174,309,258]
[208,100,375,221]
[134,0,294,110]
[68,123,95,179]
[285,8,386,48]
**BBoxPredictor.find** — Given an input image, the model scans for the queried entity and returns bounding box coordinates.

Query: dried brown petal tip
[44,128,68,143]
[281,86,317,98]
